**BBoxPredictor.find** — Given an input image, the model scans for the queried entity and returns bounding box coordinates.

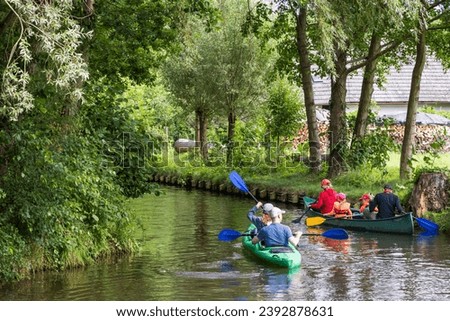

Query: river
[1,186,450,301]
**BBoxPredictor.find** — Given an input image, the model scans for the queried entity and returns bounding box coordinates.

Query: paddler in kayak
[251,207,302,247]
[247,202,273,236]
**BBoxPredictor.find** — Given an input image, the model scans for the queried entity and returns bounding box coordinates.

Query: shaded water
[1,187,450,301]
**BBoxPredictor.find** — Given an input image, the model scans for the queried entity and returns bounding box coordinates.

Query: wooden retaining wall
[149,173,307,207]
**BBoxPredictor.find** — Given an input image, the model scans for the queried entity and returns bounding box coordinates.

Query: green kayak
[241,225,301,269]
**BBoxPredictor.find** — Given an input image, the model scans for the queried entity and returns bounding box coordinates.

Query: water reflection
[1,187,450,301]
[260,268,300,300]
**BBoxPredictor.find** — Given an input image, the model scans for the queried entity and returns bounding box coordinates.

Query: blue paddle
[218,228,349,242]
[414,216,439,234]
[229,170,259,203]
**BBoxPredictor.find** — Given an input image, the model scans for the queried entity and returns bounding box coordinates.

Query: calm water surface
[1,187,450,301]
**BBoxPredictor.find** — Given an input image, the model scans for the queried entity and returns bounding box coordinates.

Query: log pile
[387,124,450,152]
[293,123,329,153]
[293,123,450,153]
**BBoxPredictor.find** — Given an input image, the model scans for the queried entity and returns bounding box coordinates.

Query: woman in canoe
[309,179,337,215]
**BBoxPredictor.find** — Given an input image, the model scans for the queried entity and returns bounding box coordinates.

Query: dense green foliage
[267,77,304,143]
[0,0,215,281]
[347,111,399,173]
[0,111,138,280]
[87,0,218,84]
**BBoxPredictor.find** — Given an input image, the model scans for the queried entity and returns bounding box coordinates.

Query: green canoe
[303,196,414,235]
[241,225,301,269]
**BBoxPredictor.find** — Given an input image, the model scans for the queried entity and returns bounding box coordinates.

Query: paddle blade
[322,228,349,240]
[415,217,439,234]
[229,171,250,193]
[303,196,316,208]
[306,217,326,226]
[218,228,243,242]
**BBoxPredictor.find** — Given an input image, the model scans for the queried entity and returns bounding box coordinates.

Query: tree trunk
[195,110,201,148]
[199,111,208,160]
[195,109,208,160]
[295,6,321,172]
[352,33,380,141]
[328,47,348,178]
[400,22,426,180]
[409,172,449,216]
[226,110,236,166]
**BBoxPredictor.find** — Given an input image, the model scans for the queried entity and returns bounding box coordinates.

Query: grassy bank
[154,151,450,232]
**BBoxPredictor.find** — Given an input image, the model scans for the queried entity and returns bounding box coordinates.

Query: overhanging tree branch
[347,40,403,73]
[428,9,450,24]
[428,24,450,30]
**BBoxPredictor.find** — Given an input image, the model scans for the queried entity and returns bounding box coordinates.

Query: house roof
[313,57,450,106]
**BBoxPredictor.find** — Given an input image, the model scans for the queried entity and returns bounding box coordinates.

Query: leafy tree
[162,20,216,160]
[121,77,192,142]
[0,0,218,280]
[246,0,420,176]
[311,0,422,177]
[266,76,304,162]
[83,0,219,192]
[400,0,450,179]
[209,0,268,166]
[163,0,268,164]
[86,0,218,85]
[347,110,399,174]
[246,0,324,171]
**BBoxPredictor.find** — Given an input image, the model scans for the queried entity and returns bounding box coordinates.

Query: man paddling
[370,184,404,219]
[251,207,302,247]
[247,202,273,234]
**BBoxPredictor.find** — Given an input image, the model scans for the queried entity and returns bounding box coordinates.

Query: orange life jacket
[333,201,352,218]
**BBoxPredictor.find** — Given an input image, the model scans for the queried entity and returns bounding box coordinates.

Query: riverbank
[150,161,449,233]
[149,171,308,205]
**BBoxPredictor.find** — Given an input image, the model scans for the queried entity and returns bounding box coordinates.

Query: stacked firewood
[293,123,450,152]
[293,123,330,153]
[387,124,450,152]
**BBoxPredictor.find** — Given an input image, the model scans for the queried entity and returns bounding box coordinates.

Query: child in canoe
[358,193,378,219]
[332,193,353,219]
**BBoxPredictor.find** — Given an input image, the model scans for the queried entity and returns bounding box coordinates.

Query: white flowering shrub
[1,0,90,120]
